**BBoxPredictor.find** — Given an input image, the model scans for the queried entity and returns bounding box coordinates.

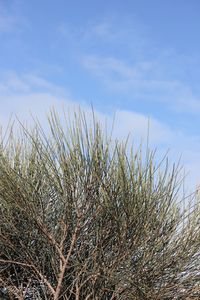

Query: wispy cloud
[82,56,136,79]
[61,16,199,115]
[0,72,67,96]
[0,14,16,32]
[82,54,200,114]
[0,2,20,33]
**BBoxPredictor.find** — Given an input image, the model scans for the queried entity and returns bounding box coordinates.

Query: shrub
[0,109,199,299]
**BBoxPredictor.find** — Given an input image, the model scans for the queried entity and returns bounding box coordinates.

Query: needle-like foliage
[0,109,199,299]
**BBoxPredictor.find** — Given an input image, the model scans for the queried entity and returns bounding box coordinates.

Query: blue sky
[1,0,200,192]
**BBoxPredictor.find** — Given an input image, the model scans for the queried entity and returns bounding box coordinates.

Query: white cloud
[0,72,200,193]
[82,54,200,114]
[0,14,17,33]
[0,72,69,97]
[57,17,200,114]
[0,2,21,34]
[91,22,113,38]
[112,110,172,145]
[82,55,136,79]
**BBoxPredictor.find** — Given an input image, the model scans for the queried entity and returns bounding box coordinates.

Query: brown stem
[0,259,56,297]
[36,219,66,263]
[54,224,80,300]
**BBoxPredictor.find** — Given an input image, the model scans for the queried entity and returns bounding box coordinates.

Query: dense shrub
[0,109,199,299]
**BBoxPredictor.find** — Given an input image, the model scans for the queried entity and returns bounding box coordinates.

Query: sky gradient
[1,0,200,192]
